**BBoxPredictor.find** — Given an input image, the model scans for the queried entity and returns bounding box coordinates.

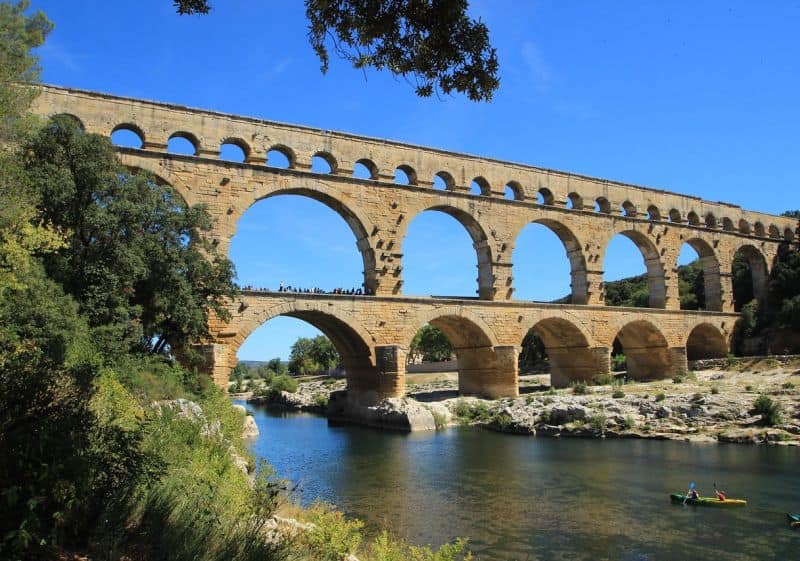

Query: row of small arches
[100,119,794,242]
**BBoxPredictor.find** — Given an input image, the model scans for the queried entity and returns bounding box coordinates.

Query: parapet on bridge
[29,85,796,403]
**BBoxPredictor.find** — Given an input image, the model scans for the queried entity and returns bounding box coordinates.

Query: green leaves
[409,323,453,363]
[289,335,339,374]
[24,116,237,356]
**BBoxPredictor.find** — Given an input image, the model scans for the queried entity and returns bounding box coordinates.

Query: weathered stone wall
[27,85,794,403]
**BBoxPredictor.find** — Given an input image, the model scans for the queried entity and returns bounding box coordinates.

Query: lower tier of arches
[201,293,737,405]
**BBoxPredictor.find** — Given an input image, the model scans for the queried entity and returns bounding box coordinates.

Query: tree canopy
[172,0,499,101]
[289,335,339,374]
[409,324,453,362]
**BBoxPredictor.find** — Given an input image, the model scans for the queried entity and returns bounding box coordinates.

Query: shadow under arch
[605,230,667,308]
[402,204,494,299]
[235,299,376,393]
[249,185,378,295]
[514,218,589,304]
[686,323,728,360]
[681,238,723,311]
[612,320,675,380]
[405,308,515,398]
[525,317,600,387]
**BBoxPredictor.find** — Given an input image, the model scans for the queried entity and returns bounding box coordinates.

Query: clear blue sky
[31,1,799,361]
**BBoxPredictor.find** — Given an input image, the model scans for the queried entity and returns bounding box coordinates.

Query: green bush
[364,530,472,561]
[782,381,796,390]
[314,393,330,408]
[672,371,697,384]
[491,411,514,429]
[571,381,589,395]
[753,395,782,426]
[270,374,298,394]
[452,401,492,424]
[591,373,615,386]
[745,385,754,391]
[612,389,625,399]
[611,354,627,372]
[655,392,666,402]
[621,415,635,430]
[300,502,363,561]
[587,412,607,432]
[711,386,720,395]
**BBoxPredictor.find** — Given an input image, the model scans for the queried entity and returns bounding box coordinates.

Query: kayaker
[714,487,727,501]
[687,486,700,501]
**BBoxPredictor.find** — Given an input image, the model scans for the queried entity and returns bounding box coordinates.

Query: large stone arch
[512,218,589,304]
[242,184,379,294]
[231,298,378,394]
[732,243,769,307]
[681,238,723,311]
[401,204,495,299]
[604,230,667,308]
[611,320,675,380]
[405,307,515,398]
[685,322,729,360]
[524,316,602,387]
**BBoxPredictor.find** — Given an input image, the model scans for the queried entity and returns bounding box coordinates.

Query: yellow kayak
[670,493,747,507]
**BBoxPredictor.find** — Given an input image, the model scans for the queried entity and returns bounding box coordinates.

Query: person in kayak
[687,486,700,501]
[714,487,727,501]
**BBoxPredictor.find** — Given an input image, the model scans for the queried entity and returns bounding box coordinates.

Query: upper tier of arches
[37,83,793,246]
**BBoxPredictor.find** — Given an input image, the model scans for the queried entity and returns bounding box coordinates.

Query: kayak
[670,493,746,507]
[789,513,800,527]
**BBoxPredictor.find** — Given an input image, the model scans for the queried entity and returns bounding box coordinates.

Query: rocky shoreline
[244,359,800,445]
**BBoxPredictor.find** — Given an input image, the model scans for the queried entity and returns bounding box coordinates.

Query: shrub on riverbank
[753,395,782,426]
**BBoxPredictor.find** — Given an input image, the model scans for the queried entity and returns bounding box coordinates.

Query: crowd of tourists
[238,283,374,296]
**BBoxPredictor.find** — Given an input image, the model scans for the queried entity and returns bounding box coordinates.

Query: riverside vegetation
[0,4,472,560]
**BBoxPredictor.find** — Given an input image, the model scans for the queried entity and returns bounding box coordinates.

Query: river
[240,402,799,561]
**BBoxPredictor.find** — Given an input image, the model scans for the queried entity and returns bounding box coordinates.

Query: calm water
[240,402,799,561]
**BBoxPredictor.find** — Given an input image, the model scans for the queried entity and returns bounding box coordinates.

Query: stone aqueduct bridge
[31,86,796,404]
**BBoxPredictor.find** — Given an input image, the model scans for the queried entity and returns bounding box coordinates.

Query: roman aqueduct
[30,85,797,404]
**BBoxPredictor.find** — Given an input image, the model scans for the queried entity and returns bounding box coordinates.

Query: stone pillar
[669,347,689,376]
[189,342,236,390]
[719,271,735,313]
[346,345,406,405]
[142,141,167,152]
[457,345,519,398]
[586,269,605,305]
[548,346,610,388]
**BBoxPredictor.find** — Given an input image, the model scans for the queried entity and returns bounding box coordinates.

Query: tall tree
[172,0,499,101]
[289,335,339,374]
[23,117,237,356]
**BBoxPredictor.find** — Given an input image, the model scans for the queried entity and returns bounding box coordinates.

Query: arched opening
[167,132,198,156]
[738,219,751,235]
[566,192,583,210]
[646,205,661,221]
[621,201,637,217]
[505,181,523,201]
[754,222,765,237]
[513,220,587,304]
[685,323,728,361]
[595,197,611,214]
[722,217,735,232]
[668,209,682,223]
[768,225,780,239]
[470,177,490,196]
[687,211,700,226]
[353,158,378,180]
[613,321,674,381]
[705,213,717,229]
[311,152,337,174]
[537,188,554,206]
[220,138,248,162]
[732,245,768,311]
[230,190,375,295]
[408,314,513,398]
[110,124,144,148]
[402,206,493,299]
[394,164,417,185]
[236,311,374,396]
[677,240,722,311]
[785,227,796,242]
[433,171,454,191]
[603,231,665,308]
[266,145,294,168]
[51,113,84,131]
[523,318,598,388]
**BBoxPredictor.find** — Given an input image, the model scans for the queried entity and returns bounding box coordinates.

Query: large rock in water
[327,391,437,431]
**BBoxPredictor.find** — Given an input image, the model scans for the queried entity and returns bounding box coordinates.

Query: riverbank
[245,358,800,445]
